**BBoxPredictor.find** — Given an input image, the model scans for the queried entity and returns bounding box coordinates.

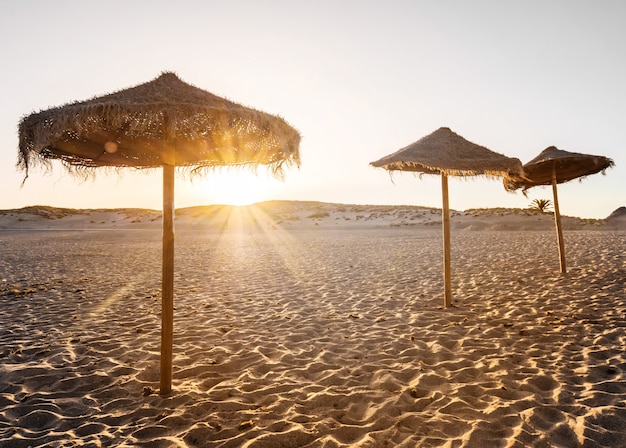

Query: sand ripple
[0,228,624,447]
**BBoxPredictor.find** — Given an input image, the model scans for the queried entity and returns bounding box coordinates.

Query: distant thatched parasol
[508,146,614,274]
[371,127,523,308]
[18,72,301,395]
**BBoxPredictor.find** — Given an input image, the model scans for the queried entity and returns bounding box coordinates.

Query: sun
[190,169,284,206]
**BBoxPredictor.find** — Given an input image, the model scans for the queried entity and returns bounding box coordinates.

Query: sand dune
[0,201,624,232]
[0,205,625,446]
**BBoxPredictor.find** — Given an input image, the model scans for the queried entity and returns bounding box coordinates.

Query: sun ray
[195,203,307,294]
[89,283,136,317]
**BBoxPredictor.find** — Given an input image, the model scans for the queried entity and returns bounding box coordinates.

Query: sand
[0,204,625,447]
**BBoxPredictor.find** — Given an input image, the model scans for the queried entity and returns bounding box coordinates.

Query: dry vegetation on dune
[3,205,87,220]
[466,207,542,217]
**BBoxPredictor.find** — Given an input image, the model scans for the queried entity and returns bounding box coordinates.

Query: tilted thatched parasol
[371,127,523,308]
[18,72,300,395]
[507,146,614,274]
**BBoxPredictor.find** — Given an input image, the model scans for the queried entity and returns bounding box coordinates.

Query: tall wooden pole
[441,173,452,308]
[160,164,175,395]
[551,166,567,274]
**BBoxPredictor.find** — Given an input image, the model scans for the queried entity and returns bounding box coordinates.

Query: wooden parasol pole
[441,173,452,308]
[160,163,175,395]
[551,166,567,274]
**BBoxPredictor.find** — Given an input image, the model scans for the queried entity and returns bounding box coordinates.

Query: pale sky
[1,0,624,218]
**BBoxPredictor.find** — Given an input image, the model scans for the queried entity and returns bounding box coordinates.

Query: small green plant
[529,199,552,213]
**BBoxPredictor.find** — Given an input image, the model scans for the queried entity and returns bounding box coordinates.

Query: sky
[1,0,624,219]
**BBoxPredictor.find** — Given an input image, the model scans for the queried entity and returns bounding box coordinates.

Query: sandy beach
[1,203,625,447]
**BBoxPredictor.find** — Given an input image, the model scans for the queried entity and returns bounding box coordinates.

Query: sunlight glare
[195,169,283,206]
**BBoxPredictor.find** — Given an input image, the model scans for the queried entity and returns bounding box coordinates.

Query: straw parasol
[371,127,523,308]
[18,72,300,395]
[507,146,614,274]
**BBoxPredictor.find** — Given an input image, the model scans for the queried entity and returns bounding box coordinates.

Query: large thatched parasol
[18,72,300,395]
[507,146,614,274]
[371,127,523,308]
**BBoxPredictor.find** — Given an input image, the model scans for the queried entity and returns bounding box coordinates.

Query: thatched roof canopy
[18,72,301,178]
[507,146,614,191]
[370,127,523,184]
